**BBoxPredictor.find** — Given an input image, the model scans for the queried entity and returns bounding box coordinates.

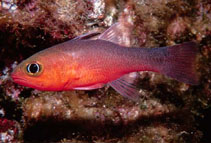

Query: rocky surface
[0,0,210,142]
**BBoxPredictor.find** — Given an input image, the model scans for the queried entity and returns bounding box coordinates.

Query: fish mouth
[12,77,27,83]
[11,74,27,83]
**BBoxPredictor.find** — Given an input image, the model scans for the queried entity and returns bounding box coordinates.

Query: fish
[11,22,198,101]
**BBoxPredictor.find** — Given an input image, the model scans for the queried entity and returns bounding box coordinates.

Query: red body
[11,39,198,93]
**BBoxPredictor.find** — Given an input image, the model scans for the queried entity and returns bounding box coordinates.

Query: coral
[0,118,21,142]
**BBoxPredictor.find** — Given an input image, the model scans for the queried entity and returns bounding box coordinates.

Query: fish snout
[11,67,23,82]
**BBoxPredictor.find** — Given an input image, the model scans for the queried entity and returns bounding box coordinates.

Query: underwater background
[0,0,210,142]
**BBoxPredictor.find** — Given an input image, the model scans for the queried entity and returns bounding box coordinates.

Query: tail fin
[158,42,199,85]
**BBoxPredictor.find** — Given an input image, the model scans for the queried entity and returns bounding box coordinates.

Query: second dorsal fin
[98,5,134,47]
[98,22,131,46]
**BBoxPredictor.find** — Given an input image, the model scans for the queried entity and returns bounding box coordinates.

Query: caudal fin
[158,42,199,85]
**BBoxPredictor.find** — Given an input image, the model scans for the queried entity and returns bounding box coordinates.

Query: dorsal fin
[72,32,101,40]
[98,5,134,47]
[98,22,131,46]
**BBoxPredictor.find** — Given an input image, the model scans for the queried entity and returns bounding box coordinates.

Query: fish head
[11,49,72,91]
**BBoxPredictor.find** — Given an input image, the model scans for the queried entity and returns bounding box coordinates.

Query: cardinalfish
[11,22,198,101]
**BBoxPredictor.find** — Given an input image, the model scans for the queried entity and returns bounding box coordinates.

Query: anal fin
[108,72,140,101]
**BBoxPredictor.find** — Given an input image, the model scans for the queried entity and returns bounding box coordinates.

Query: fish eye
[26,63,41,74]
